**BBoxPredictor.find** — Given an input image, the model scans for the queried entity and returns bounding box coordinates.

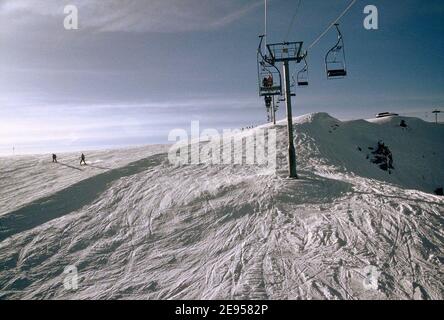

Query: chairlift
[325,24,347,79]
[296,56,309,86]
[257,35,282,97]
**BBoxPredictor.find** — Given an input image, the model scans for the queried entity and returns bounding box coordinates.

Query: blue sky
[0,0,443,155]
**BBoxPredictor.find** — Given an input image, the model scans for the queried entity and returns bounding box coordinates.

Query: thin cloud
[0,0,262,34]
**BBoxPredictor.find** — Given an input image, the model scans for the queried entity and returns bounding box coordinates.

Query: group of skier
[52,153,87,166]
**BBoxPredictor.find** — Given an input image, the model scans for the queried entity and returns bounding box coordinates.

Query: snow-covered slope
[0,145,169,216]
[0,113,443,300]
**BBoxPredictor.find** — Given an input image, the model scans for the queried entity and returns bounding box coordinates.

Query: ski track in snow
[0,113,443,300]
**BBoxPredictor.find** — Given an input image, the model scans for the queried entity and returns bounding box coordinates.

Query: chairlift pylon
[325,23,347,79]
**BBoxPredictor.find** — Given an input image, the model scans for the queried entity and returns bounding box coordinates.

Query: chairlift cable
[264,0,267,49]
[284,0,303,42]
[307,0,357,50]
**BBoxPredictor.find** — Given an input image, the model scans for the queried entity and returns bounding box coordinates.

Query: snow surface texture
[0,113,443,300]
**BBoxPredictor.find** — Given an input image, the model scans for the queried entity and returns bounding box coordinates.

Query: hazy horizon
[1,0,443,156]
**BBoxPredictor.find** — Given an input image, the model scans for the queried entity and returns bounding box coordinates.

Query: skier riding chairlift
[267,75,273,87]
[263,75,273,88]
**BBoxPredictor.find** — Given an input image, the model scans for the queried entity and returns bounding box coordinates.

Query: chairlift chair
[257,36,283,97]
[325,24,347,79]
[297,57,309,86]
